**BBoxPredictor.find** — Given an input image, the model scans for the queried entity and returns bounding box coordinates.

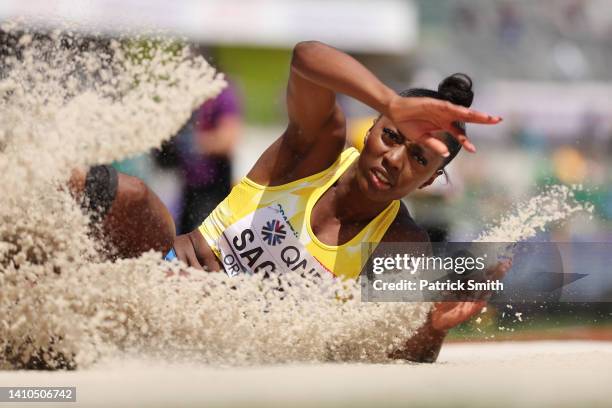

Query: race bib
[216,205,329,277]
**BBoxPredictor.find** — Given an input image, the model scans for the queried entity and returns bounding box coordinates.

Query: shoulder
[381,201,430,244]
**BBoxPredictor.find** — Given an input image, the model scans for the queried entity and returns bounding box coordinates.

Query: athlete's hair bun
[437,73,473,108]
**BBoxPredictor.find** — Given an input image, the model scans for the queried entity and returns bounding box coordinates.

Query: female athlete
[70,41,509,363]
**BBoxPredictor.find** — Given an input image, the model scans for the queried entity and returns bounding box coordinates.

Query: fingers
[433,301,456,312]
[420,134,450,157]
[185,250,204,271]
[175,246,203,270]
[465,259,512,301]
[468,260,511,300]
[396,98,501,157]
[465,301,487,318]
[431,300,487,331]
[445,123,476,153]
[421,99,501,155]
[460,108,502,125]
[436,100,502,125]
[174,235,204,271]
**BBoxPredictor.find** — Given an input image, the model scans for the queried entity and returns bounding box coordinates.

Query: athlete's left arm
[377,205,446,362]
[69,167,176,259]
[382,204,512,363]
[389,301,485,363]
[380,205,510,363]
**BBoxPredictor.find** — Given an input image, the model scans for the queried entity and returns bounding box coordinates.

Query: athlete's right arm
[282,41,501,157]
[249,41,501,184]
[286,41,396,142]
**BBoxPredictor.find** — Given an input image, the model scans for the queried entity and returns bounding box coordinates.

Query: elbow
[293,40,321,53]
[291,41,323,69]
[115,174,176,256]
[151,209,176,254]
[141,186,176,254]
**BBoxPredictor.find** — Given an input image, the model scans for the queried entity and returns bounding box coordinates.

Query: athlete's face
[356,116,447,202]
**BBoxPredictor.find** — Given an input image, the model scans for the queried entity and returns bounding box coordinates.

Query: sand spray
[0,23,591,369]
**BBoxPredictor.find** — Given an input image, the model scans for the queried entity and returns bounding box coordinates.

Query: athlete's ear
[418,169,443,189]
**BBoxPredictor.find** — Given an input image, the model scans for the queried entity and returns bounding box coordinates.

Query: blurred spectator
[452,2,479,32]
[156,83,242,233]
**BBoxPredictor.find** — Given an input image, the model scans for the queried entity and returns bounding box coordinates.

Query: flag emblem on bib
[261,219,287,246]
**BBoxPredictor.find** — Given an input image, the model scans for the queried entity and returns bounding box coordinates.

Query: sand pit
[1,341,611,407]
[1,21,606,408]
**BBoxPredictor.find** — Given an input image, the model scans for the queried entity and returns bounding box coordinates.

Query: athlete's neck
[330,162,392,223]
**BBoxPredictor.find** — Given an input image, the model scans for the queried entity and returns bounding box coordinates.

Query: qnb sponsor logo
[261,219,287,246]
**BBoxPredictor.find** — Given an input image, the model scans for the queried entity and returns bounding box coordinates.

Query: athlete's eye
[409,144,428,166]
[382,127,403,144]
[415,154,427,166]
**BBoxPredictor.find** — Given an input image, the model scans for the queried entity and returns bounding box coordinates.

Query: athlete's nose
[382,145,404,181]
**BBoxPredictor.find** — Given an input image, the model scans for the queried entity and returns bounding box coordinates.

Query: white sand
[2,341,611,407]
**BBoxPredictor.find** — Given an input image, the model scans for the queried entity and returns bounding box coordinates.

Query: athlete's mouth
[370,168,392,190]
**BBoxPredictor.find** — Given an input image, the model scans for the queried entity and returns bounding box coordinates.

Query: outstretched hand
[430,259,512,331]
[430,300,487,332]
[386,95,502,157]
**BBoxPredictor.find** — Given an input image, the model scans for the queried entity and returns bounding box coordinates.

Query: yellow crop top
[199,147,400,280]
